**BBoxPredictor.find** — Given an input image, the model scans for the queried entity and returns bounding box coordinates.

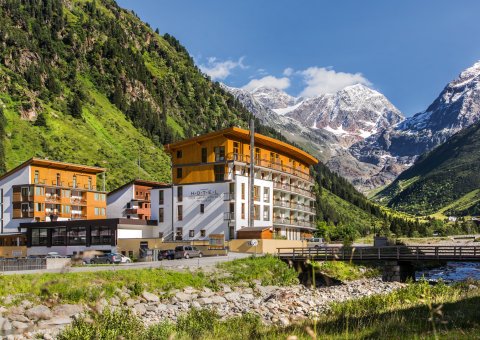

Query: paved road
[1,252,251,276]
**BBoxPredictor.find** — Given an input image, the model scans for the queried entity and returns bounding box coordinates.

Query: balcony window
[52,227,67,246]
[253,186,260,201]
[34,203,44,212]
[21,187,31,198]
[254,205,260,220]
[263,206,270,221]
[264,187,270,202]
[68,227,86,245]
[35,186,44,196]
[88,177,92,190]
[31,228,48,246]
[56,173,61,186]
[214,146,225,161]
[72,175,77,188]
[201,147,207,163]
[34,170,39,184]
[62,189,71,198]
[214,164,225,182]
[177,168,183,179]
[62,205,71,214]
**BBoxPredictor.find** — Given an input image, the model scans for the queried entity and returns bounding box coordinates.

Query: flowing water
[416,262,480,283]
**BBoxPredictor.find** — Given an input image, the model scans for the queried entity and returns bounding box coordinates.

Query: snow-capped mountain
[350,60,480,189]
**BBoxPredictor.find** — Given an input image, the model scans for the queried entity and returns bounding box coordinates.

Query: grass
[57,280,480,339]
[312,261,380,282]
[0,256,299,304]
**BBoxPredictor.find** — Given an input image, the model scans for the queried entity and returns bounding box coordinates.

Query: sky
[117,0,480,116]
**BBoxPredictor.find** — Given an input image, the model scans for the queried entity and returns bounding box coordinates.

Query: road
[1,252,251,276]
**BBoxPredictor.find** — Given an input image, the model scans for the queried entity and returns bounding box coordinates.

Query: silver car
[174,246,203,259]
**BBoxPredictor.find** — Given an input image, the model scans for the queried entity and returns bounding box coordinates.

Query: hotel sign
[189,189,220,202]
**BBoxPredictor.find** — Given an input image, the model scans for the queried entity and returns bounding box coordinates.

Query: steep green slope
[0,0,253,189]
[375,121,480,216]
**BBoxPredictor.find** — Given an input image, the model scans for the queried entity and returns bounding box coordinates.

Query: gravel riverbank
[0,278,405,339]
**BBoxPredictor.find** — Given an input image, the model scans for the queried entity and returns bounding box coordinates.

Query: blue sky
[118,0,480,116]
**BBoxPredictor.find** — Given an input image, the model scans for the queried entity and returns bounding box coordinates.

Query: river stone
[0,317,12,331]
[175,292,191,302]
[211,296,227,304]
[133,303,147,315]
[224,292,240,302]
[12,321,29,329]
[198,297,213,305]
[26,305,53,320]
[7,313,30,322]
[142,292,160,303]
[53,304,83,318]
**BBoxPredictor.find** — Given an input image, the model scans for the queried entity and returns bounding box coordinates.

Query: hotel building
[151,127,318,241]
[0,158,107,233]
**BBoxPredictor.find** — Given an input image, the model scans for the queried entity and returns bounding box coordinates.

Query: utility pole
[249,119,255,228]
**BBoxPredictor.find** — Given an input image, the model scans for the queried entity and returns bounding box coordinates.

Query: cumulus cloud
[242,75,291,91]
[199,57,246,81]
[283,67,294,76]
[299,67,371,97]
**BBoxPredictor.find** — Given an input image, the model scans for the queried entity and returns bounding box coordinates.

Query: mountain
[374,120,480,217]
[225,83,405,190]
[351,61,480,190]
[0,0,254,189]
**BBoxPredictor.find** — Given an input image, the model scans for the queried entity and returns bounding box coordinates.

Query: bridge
[277,245,480,282]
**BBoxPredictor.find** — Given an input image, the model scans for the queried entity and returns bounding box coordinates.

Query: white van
[306,237,325,248]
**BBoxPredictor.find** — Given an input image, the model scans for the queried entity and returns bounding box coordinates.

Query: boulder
[12,321,30,329]
[211,296,227,304]
[133,303,147,315]
[26,305,53,321]
[0,317,12,331]
[175,292,191,302]
[7,313,30,322]
[197,297,213,305]
[52,304,83,318]
[142,292,160,303]
[224,292,240,302]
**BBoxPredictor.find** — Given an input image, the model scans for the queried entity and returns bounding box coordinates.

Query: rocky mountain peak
[250,86,296,109]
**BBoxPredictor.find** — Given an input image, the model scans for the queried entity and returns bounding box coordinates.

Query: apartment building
[0,158,107,233]
[151,127,318,241]
[107,179,170,221]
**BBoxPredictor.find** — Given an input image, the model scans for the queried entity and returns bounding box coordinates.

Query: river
[416,262,480,282]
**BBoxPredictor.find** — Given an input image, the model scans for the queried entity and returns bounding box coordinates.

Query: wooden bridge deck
[277,246,480,262]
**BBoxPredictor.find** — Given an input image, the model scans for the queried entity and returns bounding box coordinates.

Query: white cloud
[242,75,291,91]
[299,67,371,97]
[283,67,294,76]
[199,57,247,81]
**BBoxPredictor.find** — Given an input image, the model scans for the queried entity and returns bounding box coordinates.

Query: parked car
[89,253,122,264]
[174,246,203,259]
[118,254,132,263]
[45,252,64,258]
[306,237,325,248]
[158,249,175,261]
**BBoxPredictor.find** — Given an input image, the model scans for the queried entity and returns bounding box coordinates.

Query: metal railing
[224,212,235,221]
[273,218,315,229]
[276,246,480,262]
[0,258,46,272]
[273,182,315,198]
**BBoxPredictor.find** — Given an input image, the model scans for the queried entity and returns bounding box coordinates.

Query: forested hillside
[0,0,254,189]
[375,121,480,217]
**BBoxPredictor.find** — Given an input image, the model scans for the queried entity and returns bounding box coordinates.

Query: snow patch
[272,101,304,115]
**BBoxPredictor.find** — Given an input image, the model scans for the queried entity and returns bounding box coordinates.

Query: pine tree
[69,97,83,118]
[34,111,47,127]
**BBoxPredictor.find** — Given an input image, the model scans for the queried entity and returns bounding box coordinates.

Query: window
[177,205,183,221]
[56,173,61,186]
[88,177,92,190]
[241,203,245,219]
[158,208,164,222]
[254,205,260,220]
[233,142,240,157]
[72,175,77,188]
[91,226,111,245]
[159,190,164,205]
[253,186,260,201]
[94,193,106,201]
[201,230,206,237]
[68,227,86,245]
[255,147,261,161]
[263,206,270,221]
[241,183,245,199]
[177,150,183,159]
[34,203,44,212]
[177,168,183,179]
[214,146,225,161]
[189,230,194,238]
[62,205,71,214]
[158,232,164,239]
[177,186,183,202]
[200,204,205,213]
[31,228,48,246]
[94,207,105,216]
[34,170,39,184]
[214,165,225,182]
[201,147,207,163]
[263,187,270,202]
[52,227,67,246]
[21,187,30,197]
[35,186,44,196]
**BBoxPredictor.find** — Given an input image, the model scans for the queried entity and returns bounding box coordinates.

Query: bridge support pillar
[382,261,415,282]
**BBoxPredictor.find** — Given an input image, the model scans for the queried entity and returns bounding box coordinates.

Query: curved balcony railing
[273,182,315,198]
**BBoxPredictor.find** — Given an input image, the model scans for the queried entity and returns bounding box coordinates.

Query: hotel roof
[108,179,171,196]
[0,157,106,182]
[165,127,319,166]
